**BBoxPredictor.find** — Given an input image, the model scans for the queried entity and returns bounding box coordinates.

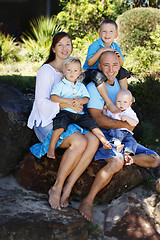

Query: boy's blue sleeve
[51,82,62,96]
[80,83,90,98]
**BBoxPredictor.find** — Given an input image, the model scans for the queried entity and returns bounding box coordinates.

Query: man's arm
[88,108,134,132]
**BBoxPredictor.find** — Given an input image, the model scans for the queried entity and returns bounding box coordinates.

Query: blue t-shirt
[83,38,123,70]
[86,78,121,110]
[51,77,90,114]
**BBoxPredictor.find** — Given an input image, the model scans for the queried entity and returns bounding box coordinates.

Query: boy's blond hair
[62,57,81,70]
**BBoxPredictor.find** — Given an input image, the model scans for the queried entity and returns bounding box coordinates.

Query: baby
[104,89,139,162]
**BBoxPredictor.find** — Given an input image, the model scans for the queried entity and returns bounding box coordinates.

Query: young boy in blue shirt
[47,57,111,159]
[83,19,130,113]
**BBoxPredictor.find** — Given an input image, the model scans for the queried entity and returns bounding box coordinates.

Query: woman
[27,32,99,210]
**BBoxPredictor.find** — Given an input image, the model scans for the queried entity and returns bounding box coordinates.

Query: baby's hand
[121,115,127,121]
[103,104,108,116]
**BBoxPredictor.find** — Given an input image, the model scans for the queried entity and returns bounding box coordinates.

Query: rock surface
[0,84,34,177]
[18,151,151,204]
[0,175,88,240]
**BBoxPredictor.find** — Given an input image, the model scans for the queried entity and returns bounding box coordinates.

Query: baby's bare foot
[124,152,133,166]
[78,201,93,222]
[116,144,124,153]
[47,147,55,159]
[48,186,61,210]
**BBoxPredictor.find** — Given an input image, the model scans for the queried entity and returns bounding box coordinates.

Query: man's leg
[78,156,124,222]
[132,154,160,168]
[129,143,160,168]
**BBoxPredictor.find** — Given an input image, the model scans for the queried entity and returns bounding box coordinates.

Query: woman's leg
[48,132,88,210]
[60,132,100,207]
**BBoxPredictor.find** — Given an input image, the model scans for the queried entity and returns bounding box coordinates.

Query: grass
[0,61,39,92]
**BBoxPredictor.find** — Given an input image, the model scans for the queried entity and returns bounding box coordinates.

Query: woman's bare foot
[47,147,55,159]
[60,185,70,208]
[48,186,61,210]
[78,201,93,222]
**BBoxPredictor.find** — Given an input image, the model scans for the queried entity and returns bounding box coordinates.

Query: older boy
[83,19,130,113]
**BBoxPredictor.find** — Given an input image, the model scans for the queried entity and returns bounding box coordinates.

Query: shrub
[58,0,131,38]
[123,24,160,76]
[21,16,62,62]
[72,31,99,64]
[116,7,160,55]
[0,33,20,62]
[129,76,160,126]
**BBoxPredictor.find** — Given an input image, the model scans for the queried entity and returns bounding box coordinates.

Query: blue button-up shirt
[51,77,90,114]
[83,38,123,70]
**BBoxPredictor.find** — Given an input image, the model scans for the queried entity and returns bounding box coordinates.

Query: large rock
[0,175,88,240]
[18,150,151,203]
[104,190,160,239]
[0,84,33,177]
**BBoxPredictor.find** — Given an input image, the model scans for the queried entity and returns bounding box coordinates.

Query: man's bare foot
[116,144,124,153]
[124,152,133,166]
[47,147,55,159]
[78,201,93,222]
[48,186,61,210]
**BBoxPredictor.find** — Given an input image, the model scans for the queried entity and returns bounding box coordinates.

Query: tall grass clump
[21,16,62,62]
[0,33,20,62]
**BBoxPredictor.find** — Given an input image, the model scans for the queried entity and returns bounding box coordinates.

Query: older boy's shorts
[83,67,130,87]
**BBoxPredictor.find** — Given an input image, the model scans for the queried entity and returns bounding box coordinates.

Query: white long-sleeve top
[106,106,139,134]
[27,64,62,129]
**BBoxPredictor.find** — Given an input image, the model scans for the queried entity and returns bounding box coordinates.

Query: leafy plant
[57,0,131,38]
[123,24,160,76]
[0,33,20,62]
[72,31,99,64]
[21,16,62,62]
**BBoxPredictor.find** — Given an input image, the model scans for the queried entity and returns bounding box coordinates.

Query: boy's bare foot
[103,140,112,150]
[47,147,55,159]
[116,144,124,153]
[78,201,93,222]
[48,186,61,210]
[124,152,133,166]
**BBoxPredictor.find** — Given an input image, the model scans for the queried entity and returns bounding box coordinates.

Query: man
[78,51,160,222]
